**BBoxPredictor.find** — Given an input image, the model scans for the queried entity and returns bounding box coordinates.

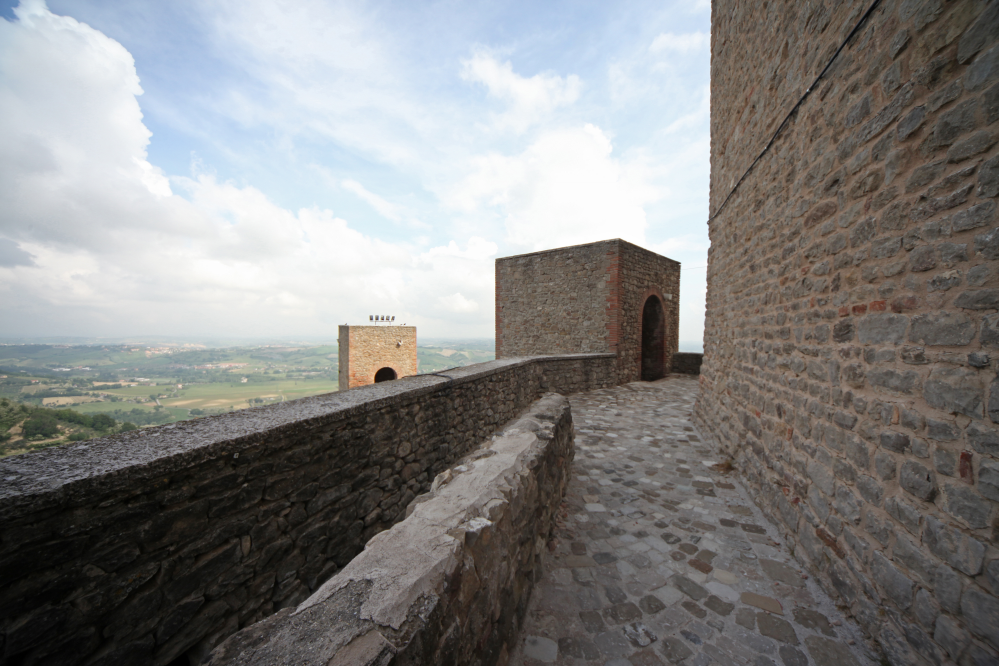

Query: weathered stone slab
[208,393,577,665]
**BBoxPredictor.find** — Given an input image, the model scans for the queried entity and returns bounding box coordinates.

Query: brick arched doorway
[374,367,397,383]
[641,295,665,381]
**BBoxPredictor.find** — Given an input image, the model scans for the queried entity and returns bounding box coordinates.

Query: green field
[72,378,339,415]
[0,340,494,450]
[160,379,338,410]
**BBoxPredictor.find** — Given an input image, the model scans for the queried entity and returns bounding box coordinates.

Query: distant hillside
[0,340,496,456]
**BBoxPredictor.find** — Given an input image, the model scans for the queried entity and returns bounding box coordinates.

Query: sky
[0,0,711,346]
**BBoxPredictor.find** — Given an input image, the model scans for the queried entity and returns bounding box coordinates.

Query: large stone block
[967,423,999,455]
[980,460,999,501]
[934,565,963,614]
[922,516,985,576]
[983,314,999,349]
[908,312,976,346]
[960,588,999,650]
[941,483,992,528]
[868,368,921,394]
[924,367,986,419]
[857,314,909,344]
[886,495,922,535]
[900,461,937,501]
[872,552,914,610]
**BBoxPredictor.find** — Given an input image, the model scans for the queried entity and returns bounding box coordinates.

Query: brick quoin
[495,260,504,358]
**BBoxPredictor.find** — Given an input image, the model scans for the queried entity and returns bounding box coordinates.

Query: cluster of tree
[46,408,117,430]
[104,408,172,427]
[0,398,137,445]
[23,389,86,400]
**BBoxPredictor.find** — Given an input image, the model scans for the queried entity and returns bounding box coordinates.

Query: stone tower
[495,238,680,384]
[338,323,418,390]
[695,1,999,663]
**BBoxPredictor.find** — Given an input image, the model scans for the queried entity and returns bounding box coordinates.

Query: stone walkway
[511,377,877,666]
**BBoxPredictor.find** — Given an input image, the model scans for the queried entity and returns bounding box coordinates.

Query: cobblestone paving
[511,377,877,666]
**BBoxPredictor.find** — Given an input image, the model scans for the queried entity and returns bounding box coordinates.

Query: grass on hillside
[0,398,136,458]
[74,378,339,415]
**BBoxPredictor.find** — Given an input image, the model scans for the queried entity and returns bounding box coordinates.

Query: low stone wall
[207,393,574,666]
[671,352,703,375]
[0,354,613,666]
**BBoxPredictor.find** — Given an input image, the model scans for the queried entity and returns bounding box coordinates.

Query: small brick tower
[338,319,418,390]
[495,239,680,384]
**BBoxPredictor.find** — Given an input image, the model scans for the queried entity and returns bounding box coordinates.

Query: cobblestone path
[511,377,877,666]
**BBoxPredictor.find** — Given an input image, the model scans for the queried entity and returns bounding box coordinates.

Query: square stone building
[338,324,418,390]
[495,238,680,383]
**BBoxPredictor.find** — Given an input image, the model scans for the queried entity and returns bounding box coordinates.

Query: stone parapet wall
[671,352,704,375]
[0,354,613,666]
[698,1,998,664]
[206,393,574,666]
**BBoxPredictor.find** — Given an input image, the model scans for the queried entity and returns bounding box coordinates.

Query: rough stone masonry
[695,1,999,664]
[496,239,681,385]
[0,355,613,665]
[338,324,418,390]
[208,393,575,666]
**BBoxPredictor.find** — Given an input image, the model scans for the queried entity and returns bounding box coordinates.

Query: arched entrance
[374,367,397,383]
[641,295,665,381]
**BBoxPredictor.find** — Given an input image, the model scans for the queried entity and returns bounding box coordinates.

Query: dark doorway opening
[374,367,397,383]
[641,295,665,381]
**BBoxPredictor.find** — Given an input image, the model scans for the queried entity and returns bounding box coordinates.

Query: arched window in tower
[374,367,397,383]
[641,295,665,381]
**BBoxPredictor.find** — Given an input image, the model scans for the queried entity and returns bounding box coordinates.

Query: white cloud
[453,124,660,251]
[438,293,479,313]
[341,179,403,222]
[0,239,35,267]
[460,53,581,133]
[650,234,709,257]
[0,0,713,341]
[0,2,496,337]
[649,31,709,54]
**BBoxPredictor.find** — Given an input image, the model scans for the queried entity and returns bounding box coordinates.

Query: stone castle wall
[671,352,704,375]
[338,325,418,391]
[207,393,575,666]
[615,240,682,382]
[496,239,681,383]
[0,354,614,666]
[696,1,999,664]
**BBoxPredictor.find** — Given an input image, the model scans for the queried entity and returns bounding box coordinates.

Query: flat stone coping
[0,354,613,520]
